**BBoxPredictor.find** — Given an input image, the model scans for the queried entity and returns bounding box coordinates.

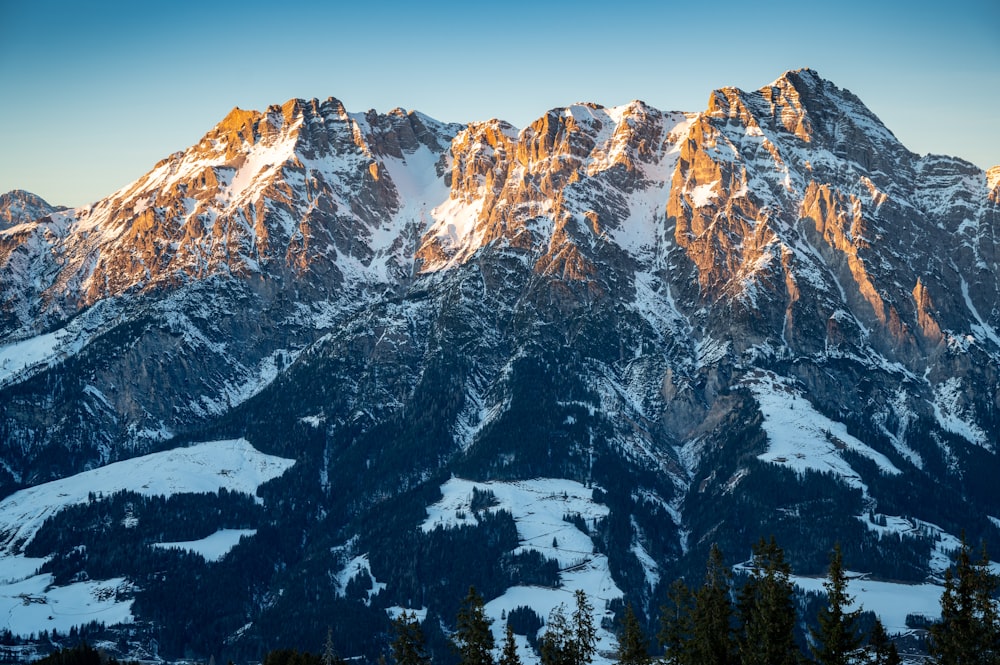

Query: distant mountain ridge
[0,189,65,230]
[0,68,998,661]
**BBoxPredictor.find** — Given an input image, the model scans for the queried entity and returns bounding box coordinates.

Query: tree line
[26,536,998,665]
[383,537,997,665]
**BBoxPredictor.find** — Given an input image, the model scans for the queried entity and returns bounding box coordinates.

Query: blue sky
[2,0,997,207]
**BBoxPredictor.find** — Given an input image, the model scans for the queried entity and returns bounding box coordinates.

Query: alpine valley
[1,69,998,662]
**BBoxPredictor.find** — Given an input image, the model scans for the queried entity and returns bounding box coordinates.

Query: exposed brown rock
[988,165,1000,195]
[912,278,944,344]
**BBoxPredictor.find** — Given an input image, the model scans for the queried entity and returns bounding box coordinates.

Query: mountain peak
[769,67,823,89]
[1,189,46,206]
[0,189,65,229]
[218,106,260,133]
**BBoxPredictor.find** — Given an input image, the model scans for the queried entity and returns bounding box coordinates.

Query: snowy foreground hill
[0,440,293,639]
[0,68,998,661]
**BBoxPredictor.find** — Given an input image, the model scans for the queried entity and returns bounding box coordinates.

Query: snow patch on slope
[189,347,306,418]
[0,330,67,385]
[372,143,452,278]
[791,573,941,634]
[424,196,487,267]
[930,377,989,449]
[604,111,691,258]
[153,529,257,562]
[877,390,923,469]
[0,438,293,556]
[856,512,967,578]
[960,276,1000,349]
[422,478,623,664]
[746,372,901,492]
[0,439,293,636]
[689,181,719,208]
[0,299,123,388]
[333,553,385,605]
[226,131,299,205]
[0,575,134,638]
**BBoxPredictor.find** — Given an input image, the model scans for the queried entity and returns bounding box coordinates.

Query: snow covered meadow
[0,439,294,636]
[421,478,624,662]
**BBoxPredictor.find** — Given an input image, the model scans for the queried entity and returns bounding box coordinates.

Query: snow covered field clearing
[0,439,295,636]
[154,529,258,562]
[0,438,294,555]
[0,575,134,638]
[792,574,941,634]
[422,478,623,663]
[746,372,900,492]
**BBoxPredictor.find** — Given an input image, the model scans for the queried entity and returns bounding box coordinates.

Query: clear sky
[1,0,997,208]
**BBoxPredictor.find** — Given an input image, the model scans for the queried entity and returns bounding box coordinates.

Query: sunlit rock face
[2,66,997,474]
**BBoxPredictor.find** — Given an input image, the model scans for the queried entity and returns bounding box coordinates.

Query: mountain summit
[0,189,65,230]
[0,69,997,660]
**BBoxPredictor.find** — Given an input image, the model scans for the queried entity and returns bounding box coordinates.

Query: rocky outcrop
[3,70,997,469]
[0,190,65,230]
[0,100,462,338]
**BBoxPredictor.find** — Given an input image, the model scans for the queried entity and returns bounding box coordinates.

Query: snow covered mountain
[0,190,65,231]
[0,68,998,661]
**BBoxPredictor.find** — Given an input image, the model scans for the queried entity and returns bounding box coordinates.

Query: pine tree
[865,619,900,665]
[658,578,694,665]
[454,586,496,665]
[571,589,597,665]
[929,538,1000,665]
[736,537,800,665]
[540,604,573,665]
[391,612,430,665]
[322,627,347,665]
[616,603,650,665]
[810,544,862,665]
[689,544,737,665]
[499,625,521,665]
[539,592,596,665]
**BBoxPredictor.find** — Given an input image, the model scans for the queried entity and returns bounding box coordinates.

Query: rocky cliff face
[0,69,998,659]
[0,99,459,334]
[0,100,462,476]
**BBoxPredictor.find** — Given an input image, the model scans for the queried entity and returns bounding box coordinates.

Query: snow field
[427,195,486,263]
[0,439,295,636]
[0,330,64,385]
[746,371,900,493]
[0,438,294,556]
[791,574,941,634]
[0,574,134,638]
[930,377,989,449]
[153,529,258,562]
[689,181,719,208]
[226,129,299,206]
[422,478,624,663]
[0,298,122,388]
[333,554,386,605]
